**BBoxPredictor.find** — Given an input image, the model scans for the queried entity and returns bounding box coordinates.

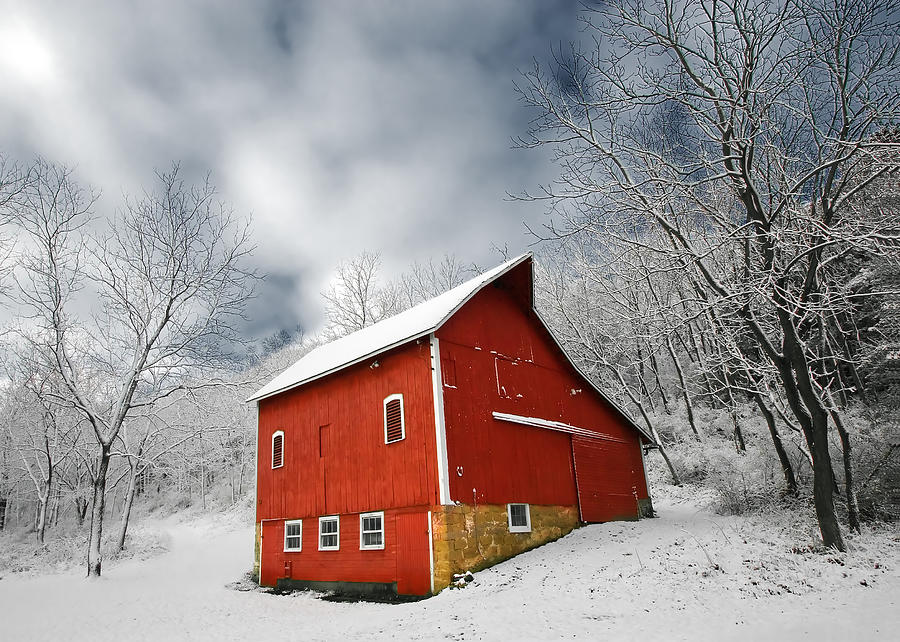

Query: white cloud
[0,0,578,338]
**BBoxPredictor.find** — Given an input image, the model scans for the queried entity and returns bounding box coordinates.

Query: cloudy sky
[0,0,579,340]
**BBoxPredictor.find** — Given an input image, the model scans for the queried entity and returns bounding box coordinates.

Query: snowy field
[2,492,897,641]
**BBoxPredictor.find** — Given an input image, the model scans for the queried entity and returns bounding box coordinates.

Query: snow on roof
[247,254,532,402]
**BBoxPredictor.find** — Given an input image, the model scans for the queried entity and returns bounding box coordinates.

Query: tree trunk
[779,374,845,550]
[780,356,847,551]
[0,494,7,530]
[753,393,798,495]
[50,484,61,527]
[809,412,845,550]
[649,352,673,414]
[686,321,717,401]
[198,431,206,511]
[638,410,681,486]
[87,447,111,577]
[831,409,861,532]
[654,438,682,486]
[731,411,746,452]
[75,497,88,526]
[635,405,681,486]
[723,377,745,452]
[611,363,682,486]
[36,493,49,543]
[116,463,139,552]
[665,335,701,439]
[636,343,654,410]
[782,366,846,550]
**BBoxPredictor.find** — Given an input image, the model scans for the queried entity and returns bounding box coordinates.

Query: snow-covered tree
[12,161,257,575]
[518,0,900,549]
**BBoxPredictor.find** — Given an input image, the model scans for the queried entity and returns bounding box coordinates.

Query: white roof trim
[247,254,532,402]
[492,412,630,443]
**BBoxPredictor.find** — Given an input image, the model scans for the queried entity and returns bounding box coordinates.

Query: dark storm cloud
[246,271,306,340]
[0,0,579,340]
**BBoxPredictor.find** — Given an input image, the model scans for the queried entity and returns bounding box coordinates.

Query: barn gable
[249,254,650,444]
[248,254,531,402]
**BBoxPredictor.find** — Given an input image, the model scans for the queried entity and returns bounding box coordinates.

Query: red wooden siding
[572,436,642,521]
[256,340,439,523]
[259,509,429,589]
[436,261,649,508]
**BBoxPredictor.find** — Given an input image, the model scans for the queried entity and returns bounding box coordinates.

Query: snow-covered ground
[2,493,898,641]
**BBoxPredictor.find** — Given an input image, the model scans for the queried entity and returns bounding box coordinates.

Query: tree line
[516,0,899,551]
[0,160,258,575]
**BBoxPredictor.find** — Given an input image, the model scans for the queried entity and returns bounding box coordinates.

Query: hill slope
[1,491,897,641]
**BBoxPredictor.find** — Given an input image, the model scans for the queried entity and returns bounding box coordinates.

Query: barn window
[284,520,302,552]
[383,394,405,444]
[442,357,457,388]
[272,430,284,469]
[359,511,385,550]
[319,516,339,550]
[507,503,531,533]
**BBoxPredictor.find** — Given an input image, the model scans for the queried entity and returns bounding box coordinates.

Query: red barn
[249,254,653,597]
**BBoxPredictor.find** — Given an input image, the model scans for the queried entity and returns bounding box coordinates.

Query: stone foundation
[431,504,579,592]
[638,497,654,518]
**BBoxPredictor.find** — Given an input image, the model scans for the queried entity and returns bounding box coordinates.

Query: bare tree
[321,252,399,336]
[396,254,474,307]
[259,324,304,357]
[111,411,198,551]
[7,391,59,543]
[517,0,899,549]
[322,252,473,338]
[13,162,256,575]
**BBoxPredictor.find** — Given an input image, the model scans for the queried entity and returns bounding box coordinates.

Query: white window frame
[507,503,532,533]
[271,430,284,469]
[383,393,406,444]
[284,519,302,552]
[318,515,340,551]
[359,511,385,550]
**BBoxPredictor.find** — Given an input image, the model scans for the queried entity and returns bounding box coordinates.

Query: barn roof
[247,254,532,402]
[248,254,653,444]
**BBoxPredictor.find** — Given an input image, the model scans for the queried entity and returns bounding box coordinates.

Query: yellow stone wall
[431,503,579,592]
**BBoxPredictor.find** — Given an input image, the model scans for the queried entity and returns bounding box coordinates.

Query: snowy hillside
[2,488,897,641]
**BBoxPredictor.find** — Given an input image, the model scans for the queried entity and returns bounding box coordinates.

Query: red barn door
[395,512,431,596]
[259,520,282,587]
[572,436,640,522]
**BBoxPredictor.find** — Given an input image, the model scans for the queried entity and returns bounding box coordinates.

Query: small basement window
[272,430,284,469]
[359,511,385,550]
[383,394,405,444]
[284,520,302,552]
[508,503,531,533]
[319,516,339,551]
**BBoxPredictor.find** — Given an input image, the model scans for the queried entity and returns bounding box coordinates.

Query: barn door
[395,512,431,596]
[572,436,640,523]
[318,424,330,515]
[259,520,282,587]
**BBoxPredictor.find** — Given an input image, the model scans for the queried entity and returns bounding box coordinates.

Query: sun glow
[0,21,57,86]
